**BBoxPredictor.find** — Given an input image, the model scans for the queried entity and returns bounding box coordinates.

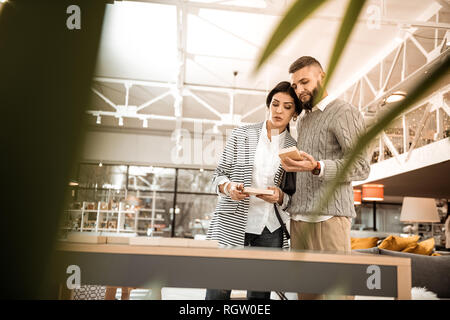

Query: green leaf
[254,0,328,72]
[316,0,367,104]
[313,53,450,215]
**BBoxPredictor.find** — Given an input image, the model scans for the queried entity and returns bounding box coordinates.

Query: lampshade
[362,184,384,201]
[400,197,440,223]
[353,189,361,205]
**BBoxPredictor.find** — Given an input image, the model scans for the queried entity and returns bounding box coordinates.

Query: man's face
[290,65,324,110]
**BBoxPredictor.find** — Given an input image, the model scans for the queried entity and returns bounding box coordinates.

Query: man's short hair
[289,56,323,74]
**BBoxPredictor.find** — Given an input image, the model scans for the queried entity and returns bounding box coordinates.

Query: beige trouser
[290,216,353,300]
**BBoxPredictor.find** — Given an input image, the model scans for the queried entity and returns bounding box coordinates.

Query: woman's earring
[293,115,298,121]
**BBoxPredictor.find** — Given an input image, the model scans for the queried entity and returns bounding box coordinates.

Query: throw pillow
[378,235,420,251]
[351,237,379,250]
[402,237,435,255]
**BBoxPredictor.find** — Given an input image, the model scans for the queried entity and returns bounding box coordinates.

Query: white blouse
[245,121,287,235]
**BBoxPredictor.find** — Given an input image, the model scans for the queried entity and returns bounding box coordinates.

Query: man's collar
[311,94,335,112]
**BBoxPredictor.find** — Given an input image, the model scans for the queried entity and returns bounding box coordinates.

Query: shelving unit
[134,190,169,236]
[62,190,171,236]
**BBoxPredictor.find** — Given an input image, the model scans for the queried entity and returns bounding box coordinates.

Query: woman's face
[268,92,297,132]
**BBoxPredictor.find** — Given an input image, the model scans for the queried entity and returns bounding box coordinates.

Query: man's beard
[301,82,322,111]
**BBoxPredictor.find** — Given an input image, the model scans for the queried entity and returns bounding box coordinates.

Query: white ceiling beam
[241,103,265,120]
[442,100,450,116]
[405,103,432,162]
[94,77,266,96]
[333,2,442,101]
[124,0,286,16]
[86,109,250,126]
[381,132,401,164]
[380,44,403,93]
[136,90,173,112]
[123,0,450,27]
[435,0,450,10]
[94,77,173,88]
[91,88,118,111]
[124,82,131,108]
[363,75,377,97]
[408,35,430,59]
[186,84,266,96]
[188,90,222,119]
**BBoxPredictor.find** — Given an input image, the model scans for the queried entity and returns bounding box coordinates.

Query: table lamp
[353,189,361,205]
[362,184,384,231]
[400,197,440,235]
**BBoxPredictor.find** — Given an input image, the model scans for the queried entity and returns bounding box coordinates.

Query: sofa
[353,236,450,299]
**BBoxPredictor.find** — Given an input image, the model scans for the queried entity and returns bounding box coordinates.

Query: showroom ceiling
[86,0,449,132]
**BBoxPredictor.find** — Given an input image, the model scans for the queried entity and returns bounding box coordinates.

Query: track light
[143,118,148,128]
[96,115,101,124]
[99,162,103,167]
[118,117,124,126]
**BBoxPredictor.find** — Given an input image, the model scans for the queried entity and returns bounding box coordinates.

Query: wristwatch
[311,161,321,175]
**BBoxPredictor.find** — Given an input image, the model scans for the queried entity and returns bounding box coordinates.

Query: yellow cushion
[378,235,420,251]
[351,237,379,250]
[402,238,435,256]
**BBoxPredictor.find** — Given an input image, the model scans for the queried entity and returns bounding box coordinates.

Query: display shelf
[63,192,171,236]
[138,208,165,212]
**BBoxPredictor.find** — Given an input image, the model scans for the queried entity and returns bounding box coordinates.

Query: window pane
[127,190,174,237]
[177,169,215,193]
[78,164,127,189]
[128,166,175,191]
[75,189,128,203]
[173,194,217,238]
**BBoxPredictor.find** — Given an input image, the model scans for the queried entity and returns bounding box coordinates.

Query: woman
[205,81,302,300]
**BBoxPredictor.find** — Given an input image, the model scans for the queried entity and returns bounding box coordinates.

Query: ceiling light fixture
[99,162,103,167]
[96,115,101,124]
[143,118,148,128]
[118,117,124,126]
[385,91,406,104]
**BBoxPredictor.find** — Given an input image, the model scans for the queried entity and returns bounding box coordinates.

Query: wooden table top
[55,242,411,267]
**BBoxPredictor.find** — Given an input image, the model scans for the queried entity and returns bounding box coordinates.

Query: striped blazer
[206,122,297,248]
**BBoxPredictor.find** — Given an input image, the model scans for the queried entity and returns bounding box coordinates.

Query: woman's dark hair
[266,81,302,116]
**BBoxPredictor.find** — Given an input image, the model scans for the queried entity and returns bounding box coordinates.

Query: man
[281,56,370,300]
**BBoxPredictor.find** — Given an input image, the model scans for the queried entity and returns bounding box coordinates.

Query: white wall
[81,129,228,169]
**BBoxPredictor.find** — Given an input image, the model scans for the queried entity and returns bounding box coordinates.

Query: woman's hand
[222,182,249,201]
[256,186,283,205]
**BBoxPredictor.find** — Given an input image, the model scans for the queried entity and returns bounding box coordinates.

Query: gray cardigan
[289,99,370,218]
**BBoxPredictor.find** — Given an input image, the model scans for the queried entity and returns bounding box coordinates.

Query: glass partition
[78,164,128,190]
[62,164,218,239]
[177,169,215,193]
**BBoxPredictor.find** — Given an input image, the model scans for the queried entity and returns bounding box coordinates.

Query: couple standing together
[205,56,371,300]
